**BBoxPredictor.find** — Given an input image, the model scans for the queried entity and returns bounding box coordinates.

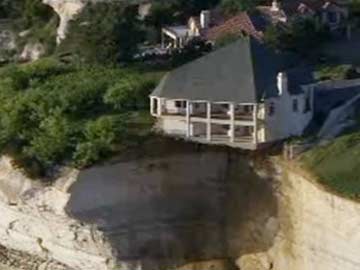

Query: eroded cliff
[0,143,359,270]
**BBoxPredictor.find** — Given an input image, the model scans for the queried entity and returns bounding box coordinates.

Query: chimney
[200,10,211,29]
[277,72,288,95]
[271,0,281,11]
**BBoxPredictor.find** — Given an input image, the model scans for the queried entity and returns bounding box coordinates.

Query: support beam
[186,100,191,138]
[161,30,165,49]
[206,102,211,141]
[253,104,258,145]
[150,97,154,115]
[229,103,235,143]
[158,98,163,116]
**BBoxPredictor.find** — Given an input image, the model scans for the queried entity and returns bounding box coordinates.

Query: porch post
[229,103,235,143]
[161,29,165,49]
[206,102,211,141]
[150,97,154,115]
[158,98,163,116]
[253,104,258,145]
[347,24,352,41]
[186,100,191,138]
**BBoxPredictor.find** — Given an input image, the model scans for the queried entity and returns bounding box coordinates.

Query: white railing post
[206,102,211,141]
[150,97,154,115]
[186,100,191,138]
[158,98,163,116]
[230,103,235,143]
[253,104,258,145]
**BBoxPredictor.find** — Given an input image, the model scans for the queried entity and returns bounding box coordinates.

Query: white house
[161,10,212,49]
[150,38,315,150]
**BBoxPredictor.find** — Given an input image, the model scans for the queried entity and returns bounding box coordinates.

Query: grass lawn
[300,130,360,199]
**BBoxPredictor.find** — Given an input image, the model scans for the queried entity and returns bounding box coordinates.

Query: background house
[160,0,351,51]
[261,0,350,32]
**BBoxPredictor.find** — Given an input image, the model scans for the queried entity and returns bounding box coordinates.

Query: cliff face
[274,169,360,270]
[0,157,114,270]
[0,146,278,270]
[238,164,360,270]
[0,147,360,270]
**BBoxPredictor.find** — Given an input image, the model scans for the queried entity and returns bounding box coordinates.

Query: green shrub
[301,131,360,198]
[73,116,120,168]
[315,64,360,81]
[264,19,330,55]
[104,76,156,111]
[0,60,160,176]
[24,111,73,166]
[58,2,145,64]
[220,0,261,15]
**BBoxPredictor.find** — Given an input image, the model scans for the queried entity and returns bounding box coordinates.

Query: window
[304,96,311,113]
[327,11,338,23]
[292,99,299,112]
[268,102,275,116]
[175,100,186,108]
[152,98,158,114]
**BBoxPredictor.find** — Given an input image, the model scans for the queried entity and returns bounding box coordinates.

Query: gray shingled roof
[151,38,297,103]
[287,66,315,94]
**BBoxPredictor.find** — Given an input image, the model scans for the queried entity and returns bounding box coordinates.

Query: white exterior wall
[151,81,314,148]
[260,87,314,142]
[160,118,187,136]
[164,99,186,114]
[159,118,205,137]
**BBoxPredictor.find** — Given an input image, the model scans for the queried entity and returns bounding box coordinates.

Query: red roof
[204,12,265,42]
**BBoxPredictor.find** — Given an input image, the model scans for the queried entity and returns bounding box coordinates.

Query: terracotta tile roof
[204,12,266,42]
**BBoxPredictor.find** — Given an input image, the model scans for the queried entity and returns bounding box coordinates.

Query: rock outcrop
[0,21,16,62]
[19,42,46,62]
[0,157,114,270]
[42,0,85,44]
[238,163,360,270]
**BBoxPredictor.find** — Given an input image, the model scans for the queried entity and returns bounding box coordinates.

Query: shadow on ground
[66,141,278,270]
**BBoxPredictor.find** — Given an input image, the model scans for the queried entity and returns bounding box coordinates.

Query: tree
[22,0,54,27]
[58,2,145,64]
[220,0,261,15]
[0,60,160,176]
[349,0,360,26]
[25,111,73,166]
[264,19,330,55]
[72,116,125,168]
[104,75,157,111]
[145,1,177,29]
[0,0,23,19]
